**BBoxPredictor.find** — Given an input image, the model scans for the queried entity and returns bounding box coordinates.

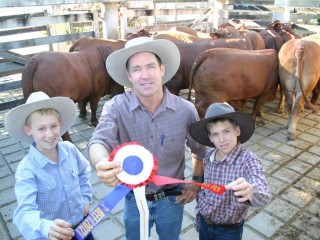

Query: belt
[203,216,243,229]
[145,189,182,201]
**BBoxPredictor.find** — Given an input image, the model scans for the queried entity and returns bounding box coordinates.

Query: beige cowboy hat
[106,37,180,88]
[189,102,255,147]
[4,91,77,144]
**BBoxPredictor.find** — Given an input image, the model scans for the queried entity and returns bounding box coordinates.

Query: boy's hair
[26,108,60,127]
[205,117,238,133]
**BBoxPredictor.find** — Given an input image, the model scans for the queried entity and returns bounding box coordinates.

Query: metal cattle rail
[0,11,99,111]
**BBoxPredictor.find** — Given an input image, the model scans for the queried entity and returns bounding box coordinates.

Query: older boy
[5,91,93,240]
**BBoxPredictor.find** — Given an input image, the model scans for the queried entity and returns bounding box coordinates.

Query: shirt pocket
[161,132,185,150]
[160,132,186,161]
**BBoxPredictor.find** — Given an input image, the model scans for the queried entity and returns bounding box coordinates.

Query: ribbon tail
[74,184,131,240]
[152,175,226,195]
[133,186,149,240]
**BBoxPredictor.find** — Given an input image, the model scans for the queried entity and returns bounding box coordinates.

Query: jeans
[124,185,184,240]
[199,215,244,240]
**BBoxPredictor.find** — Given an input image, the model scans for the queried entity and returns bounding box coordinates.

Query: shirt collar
[29,142,69,168]
[128,87,176,112]
[210,143,242,164]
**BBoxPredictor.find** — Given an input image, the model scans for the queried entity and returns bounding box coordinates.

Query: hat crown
[26,92,50,104]
[125,37,151,48]
[205,102,235,118]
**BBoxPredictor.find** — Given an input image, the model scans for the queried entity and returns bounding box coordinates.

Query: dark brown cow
[211,26,265,50]
[22,46,115,141]
[69,37,126,52]
[166,39,250,95]
[69,37,125,100]
[266,20,301,43]
[258,29,284,53]
[278,35,320,140]
[126,29,152,40]
[188,48,279,121]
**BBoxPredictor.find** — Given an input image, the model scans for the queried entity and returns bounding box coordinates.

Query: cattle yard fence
[0,11,99,110]
[0,2,319,111]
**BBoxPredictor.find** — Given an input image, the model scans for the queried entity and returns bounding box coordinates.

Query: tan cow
[152,31,212,43]
[278,34,320,140]
[188,48,279,122]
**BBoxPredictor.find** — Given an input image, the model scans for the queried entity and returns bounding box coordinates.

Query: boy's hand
[49,219,74,240]
[225,177,253,202]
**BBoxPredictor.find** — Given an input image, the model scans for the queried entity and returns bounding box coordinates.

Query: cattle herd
[21,19,320,141]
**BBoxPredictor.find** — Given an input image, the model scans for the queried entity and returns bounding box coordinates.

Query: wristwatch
[192,176,204,183]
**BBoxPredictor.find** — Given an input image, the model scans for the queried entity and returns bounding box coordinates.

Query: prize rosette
[74,142,226,240]
[109,142,158,189]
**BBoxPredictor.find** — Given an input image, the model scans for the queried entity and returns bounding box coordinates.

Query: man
[87,37,206,240]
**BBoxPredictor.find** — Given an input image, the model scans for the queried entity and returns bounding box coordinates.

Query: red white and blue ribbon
[74,142,225,240]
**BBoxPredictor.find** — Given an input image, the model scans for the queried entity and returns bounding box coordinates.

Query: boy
[189,102,271,240]
[5,91,93,240]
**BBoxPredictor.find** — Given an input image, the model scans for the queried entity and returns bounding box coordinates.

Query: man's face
[126,52,165,98]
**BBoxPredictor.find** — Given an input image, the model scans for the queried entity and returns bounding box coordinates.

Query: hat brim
[5,97,77,144]
[189,112,255,147]
[106,39,180,88]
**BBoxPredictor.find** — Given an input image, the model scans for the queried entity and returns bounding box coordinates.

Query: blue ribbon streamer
[74,184,131,240]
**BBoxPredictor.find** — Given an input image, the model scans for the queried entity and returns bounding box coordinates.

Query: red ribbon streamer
[152,175,226,195]
[109,142,226,195]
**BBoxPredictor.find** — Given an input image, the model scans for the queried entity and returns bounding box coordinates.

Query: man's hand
[49,219,74,240]
[96,159,122,187]
[175,184,201,206]
[225,177,253,202]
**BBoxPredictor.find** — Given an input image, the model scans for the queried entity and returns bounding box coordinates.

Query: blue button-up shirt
[13,141,92,239]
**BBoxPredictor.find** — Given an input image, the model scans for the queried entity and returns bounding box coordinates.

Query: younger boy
[189,102,271,240]
[5,91,93,240]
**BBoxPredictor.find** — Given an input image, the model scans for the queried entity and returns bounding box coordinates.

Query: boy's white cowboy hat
[189,102,255,147]
[4,91,77,144]
[106,37,180,88]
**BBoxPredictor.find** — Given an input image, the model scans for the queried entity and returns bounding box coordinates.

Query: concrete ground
[0,86,319,240]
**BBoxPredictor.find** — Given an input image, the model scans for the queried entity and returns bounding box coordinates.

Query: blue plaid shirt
[13,141,92,239]
[195,143,271,230]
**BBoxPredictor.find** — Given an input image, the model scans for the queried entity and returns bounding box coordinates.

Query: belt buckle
[153,191,165,200]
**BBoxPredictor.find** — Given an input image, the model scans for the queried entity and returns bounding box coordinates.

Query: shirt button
[150,136,153,139]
